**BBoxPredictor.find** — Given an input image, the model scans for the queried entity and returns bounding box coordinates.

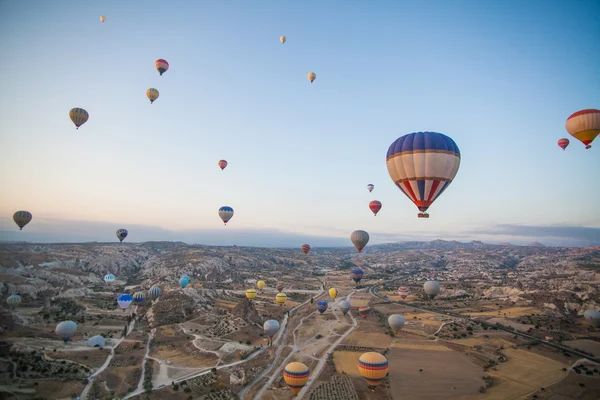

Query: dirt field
[537,370,600,400]
[23,380,86,399]
[47,349,109,369]
[563,339,600,356]
[341,325,392,348]
[464,307,540,318]
[486,318,533,332]
[332,351,362,375]
[390,340,453,351]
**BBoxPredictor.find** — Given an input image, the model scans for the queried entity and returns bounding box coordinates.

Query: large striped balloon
[386,132,461,218]
[155,59,169,76]
[566,109,600,149]
[358,352,389,387]
[283,362,310,395]
[149,286,162,300]
[13,211,32,230]
[69,108,89,129]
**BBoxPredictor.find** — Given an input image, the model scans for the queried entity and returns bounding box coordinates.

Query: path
[133,329,155,395]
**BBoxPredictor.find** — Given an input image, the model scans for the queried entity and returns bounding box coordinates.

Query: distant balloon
[317,301,328,314]
[257,280,265,290]
[155,59,169,76]
[369,201,382,216]
[69,108,89,129]
[149,286,162,300]
[146,88,159,104]
[13,211,32,230]
[358,306,371,319]
[367,184,374,193]
[283,362,310,395]
[565,109,600,149]
[387,132,461,218]
[246,288,257,301]
[104,274,115,284]
[328,288,338,300]
[388,314,405,334]
[557,138,570,151]
[117,294,133,310]
[276,283,284,293]
[350,269,364,284]
[133,291,145,303]
[116,229,128,243]
[179,277,189,288]
[280,36,286,44]
[6,294,21,307]
[358,352,389,388]
[87,335,105,347]
[584,310,600,327]
[276,292,287,306]
[182,275,191,282]
[218,160,228,170]
[219,206,234,225]
[308,72,316,83]
[55,321,77,343]
[301,244,311,255]
[100,16,106,23]
[351,230,369,253]
[338,300,351,315]
[423,280,441,299]
[397,287,409,299]
[264,319,280,338]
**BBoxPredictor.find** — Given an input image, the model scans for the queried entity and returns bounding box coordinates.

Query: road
[133,329,155,395]
[368,283,600,363]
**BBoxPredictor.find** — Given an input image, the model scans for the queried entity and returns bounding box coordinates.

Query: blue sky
[0,0,599,247]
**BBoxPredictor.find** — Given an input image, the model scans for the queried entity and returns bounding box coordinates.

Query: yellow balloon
[245,289,257,301]
[146,88,159,104]
[280,36,286,44]
[308,72,316,83]
[100,16,106,23]
[328,288,337,300]
[275,292,287,306]
[358,352,389,387]
[69,108,89,129]
[257,280,265,290]
[283,362,310,395]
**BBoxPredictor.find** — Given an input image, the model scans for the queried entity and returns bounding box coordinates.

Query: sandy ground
[486,318,533,332]
[464,307,540,317]
[332,351,362,375]
[390,340,453,351]
[563,339,600,356]
[341,329,392,348]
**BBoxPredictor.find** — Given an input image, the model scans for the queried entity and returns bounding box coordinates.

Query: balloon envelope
[338,300,351,315]
[117,294,133,309]
[100,16,106,23]
[351,230,369,252]
[351,269,364,283]
[386,132,461,217]
[280,36,286,44]
[104,274,115,284]
[146,88,159,104]
[369,201,382,216]
[133,292,145,303]
[328,288,337,300]
[69,108,89,129]
[264,320,280,338]
[565,109,600,149]
[56,321,77,342]
[308,72,316,83]
[317,301,328,314]
[218,160,228,170]
[149,286,162,300]
[584,310,600,327]
[246,288,257,301]
[283,362,310,395]
[116,229,128,242]
[7,294,21,306]
[358,306,371,319]
[358,352,388,387]
[155,59,169,75]
[219,206,234,225]
[13,211,32,230]
[397,287,409,299]
[423,281,441,299]
[367,184,374,192]
[301,244,311,254]
[557,138,570,150]
[179,277,189,288]
[87,335,106,347]
[276,293,287,305]
[257,280,265,290]
[388,314,405,333]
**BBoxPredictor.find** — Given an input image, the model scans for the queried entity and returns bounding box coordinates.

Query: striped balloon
[358,352,389,387]
[117,294,132,310]
[218,206,234,225]
[317,300,328,314]
[350,268,364,284]
[276,292,287,306]
[104,274,115,284]
[146,88,159,104]
[133,291,145,303]
[149,286,162,300]
[397,286,409,299]
[566,109,600,149]
[246,288,257,301]
[386,132,461,218]
[367,184,374,192]
[358,305,371,319]
[283,362,310,395]
[155,59,169,75]
[557,138,570,151]
[69,108,89,129]
[7,294,22,307]
[116,229,128,242]
[369,200,382,216]
[13,211,32,230]
[351,230,369,252]
[218,160,228,170]
[301,244,311,254]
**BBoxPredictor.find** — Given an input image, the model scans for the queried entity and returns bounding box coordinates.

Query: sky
[0,0,599,248]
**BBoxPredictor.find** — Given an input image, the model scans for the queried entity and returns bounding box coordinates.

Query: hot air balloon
[100,16,106,23]
[317,301,328,314]
[338,300,351,315]
[423,280,441,299]
[351,230,369,252]
[388,314,405,334]
[87,335,105,347]
[264,319,280,346]
[276,292,287,306]
[257,280,265,290]
[182,275,191,282]
[116,229,128,243]
[149,286,162,300]
[13,211,32,230]
[557,138,570,151]
[56,321,77,343]
[369,201,382,216]
[308,72,316,83]
[280,36,286,44]
[301,244,311,255]
[179,277,189,288]
[104,274,115,284]
[386,132,461,218]
[358,306,371,319]
[155,59,169,76]
[218,160,228,170]
[219,206,234,225]
[367,184,374,193]
[328,288,337,300]
[133,292,145,303]
[69,108,89,129]
[350,269,364,284]
[276,283,284,293]
[246,288,257,301]
[584,310,600,327]
[358,352,389,390]
[117,294,133,310]
[565,109,600,149]
[283,362,310,395]
[6,294,21,308]
[146,88,159,104]
[398,287,409,299]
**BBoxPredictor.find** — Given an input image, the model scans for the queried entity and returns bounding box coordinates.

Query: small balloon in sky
[280,36,286,44]
[100,16,106,23]
[308,72,316,83]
